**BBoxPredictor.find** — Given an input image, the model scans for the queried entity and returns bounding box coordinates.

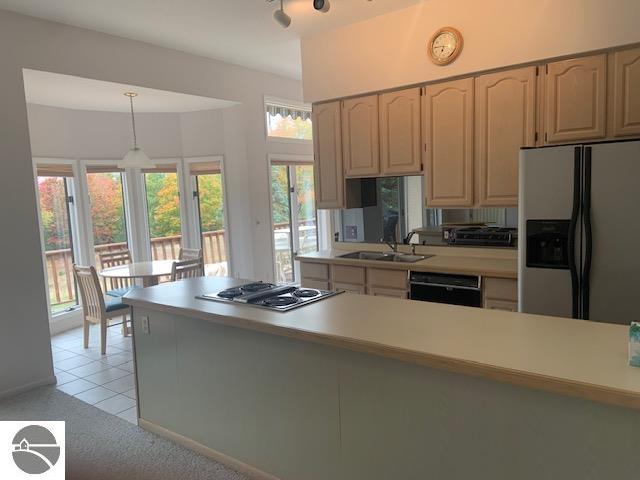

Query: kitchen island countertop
[124,276,640,410]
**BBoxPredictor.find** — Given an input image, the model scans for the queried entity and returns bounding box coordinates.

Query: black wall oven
[409,271,482,307]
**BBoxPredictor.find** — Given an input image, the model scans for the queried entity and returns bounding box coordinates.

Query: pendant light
[118,92,155,169]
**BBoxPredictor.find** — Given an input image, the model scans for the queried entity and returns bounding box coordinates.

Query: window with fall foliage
[265,100,312,141]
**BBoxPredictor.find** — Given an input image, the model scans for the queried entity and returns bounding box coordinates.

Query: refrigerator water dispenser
[526,220,570,269]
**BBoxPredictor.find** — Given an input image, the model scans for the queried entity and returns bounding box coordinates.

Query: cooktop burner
[259,296,300,307]
[242,282,275,292]
[199,282,342,312]
[217,287,244,299]
[293,289,321,298]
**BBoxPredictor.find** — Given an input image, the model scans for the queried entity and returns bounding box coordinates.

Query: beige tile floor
[51,324,137,424]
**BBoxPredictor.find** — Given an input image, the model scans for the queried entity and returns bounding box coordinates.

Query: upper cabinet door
[610,47,640,137]
[379,88,422,176]
[342,95,380,177]
[476,66,537,207]
[423,78,474,207]
[545,54,607,143]
[312,101,344,209]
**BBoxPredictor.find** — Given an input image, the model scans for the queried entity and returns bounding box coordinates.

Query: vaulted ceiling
[0,0,427,79]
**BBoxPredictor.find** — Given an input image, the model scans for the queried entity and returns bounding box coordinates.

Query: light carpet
[0,386,248,480]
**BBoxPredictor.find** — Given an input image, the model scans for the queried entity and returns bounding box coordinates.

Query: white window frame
[181,155,233,277]
[264,95,312,145]
[32,157,84,330]
[268,153,326,284]
[139,157,189,262]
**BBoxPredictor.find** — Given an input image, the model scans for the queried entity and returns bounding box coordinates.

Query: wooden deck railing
[45,223,317,309]
[45,230,227,309]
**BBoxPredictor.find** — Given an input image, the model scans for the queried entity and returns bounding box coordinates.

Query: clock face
[429,28,462,65]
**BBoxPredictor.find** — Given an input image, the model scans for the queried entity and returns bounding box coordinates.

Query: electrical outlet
[141,315,150,334]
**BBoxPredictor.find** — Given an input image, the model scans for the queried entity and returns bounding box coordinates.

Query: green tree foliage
[197,174,225,232]
[271,166,291,225]
[145,173,181,238]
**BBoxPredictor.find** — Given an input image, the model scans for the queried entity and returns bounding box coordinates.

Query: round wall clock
[428,27,463,66]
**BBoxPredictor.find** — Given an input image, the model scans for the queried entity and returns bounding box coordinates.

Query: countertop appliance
[444,226,516,247]
[519,140,640,324]
[197,281,342,312]
[409,271,482,307]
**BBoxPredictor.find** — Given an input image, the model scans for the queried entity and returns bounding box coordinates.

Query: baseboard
[0,375,56,399]
[138,418,281,480]
[49,312,83,336]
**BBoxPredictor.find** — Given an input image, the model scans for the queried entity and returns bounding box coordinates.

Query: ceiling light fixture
[273,0,291,28]
[313,0,330,13]
[118,92,155,169]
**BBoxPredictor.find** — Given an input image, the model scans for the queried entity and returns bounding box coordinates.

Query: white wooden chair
[98,249,136,298]
[170,258,205,282]
[73,264,131,354]
[178,247,203,261]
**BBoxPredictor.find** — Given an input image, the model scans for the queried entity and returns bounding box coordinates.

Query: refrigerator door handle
[568,146,582,319]
[582,146,593,320]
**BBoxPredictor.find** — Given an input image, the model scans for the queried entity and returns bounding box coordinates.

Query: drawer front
[484,277,518,302]
[332,265,366,285]
[300,262,329,280]
[369,286,407,299]
[367,268,408,289]
[333,282,366,295]
[301,279,330,290]
[485,298,518,312]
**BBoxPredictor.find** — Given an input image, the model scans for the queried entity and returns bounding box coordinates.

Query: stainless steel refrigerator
[518,140,640,324]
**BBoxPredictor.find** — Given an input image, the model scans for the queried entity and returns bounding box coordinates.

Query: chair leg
[122,314,129,337]
[83,319,90,349]
[100,319,107,355]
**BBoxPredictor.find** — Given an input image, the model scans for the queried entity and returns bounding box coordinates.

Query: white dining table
[99,260,175,288]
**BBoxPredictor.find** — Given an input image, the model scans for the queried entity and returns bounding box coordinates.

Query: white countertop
[124,276,640,410]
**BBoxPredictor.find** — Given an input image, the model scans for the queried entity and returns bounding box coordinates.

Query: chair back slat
[73,264,106,320]
[99,249,132,291]
[170,258,205,282]
[178,247,203,261]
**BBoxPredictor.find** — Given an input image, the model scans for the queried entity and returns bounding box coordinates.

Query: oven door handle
[410,281,481,291]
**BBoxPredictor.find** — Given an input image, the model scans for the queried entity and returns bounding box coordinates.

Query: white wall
[301,0,640,102]
[0,9,310,397]
[27,104,184,158]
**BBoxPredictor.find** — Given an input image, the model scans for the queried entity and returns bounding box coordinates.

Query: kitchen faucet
[380,237,398,253]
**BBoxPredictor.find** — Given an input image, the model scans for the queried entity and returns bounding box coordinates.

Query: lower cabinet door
[333,282,366,295]
[369,287,408,299]
[301,278,330,290]
[484,298,518,312]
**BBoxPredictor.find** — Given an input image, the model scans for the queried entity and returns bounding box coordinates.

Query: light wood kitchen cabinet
[475,67,537,206]
[423,78,475,207]
[342,95,380,177]
[366,268,408,290]
[483,277,518,312]
[379,88,422,176]
[609,47,640,137]
[484,298,517,312]
[545,54,607,143]
[333,282,366,295]
[369,287,407,299]
[301,279,330,290]
[312,101,344,209]
[331,265,366,285]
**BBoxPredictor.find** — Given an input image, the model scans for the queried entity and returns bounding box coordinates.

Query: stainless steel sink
[338,251,431,263]
[338,251,389,261]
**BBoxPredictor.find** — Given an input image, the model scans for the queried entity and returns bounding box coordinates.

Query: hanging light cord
[128,94,138,149]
